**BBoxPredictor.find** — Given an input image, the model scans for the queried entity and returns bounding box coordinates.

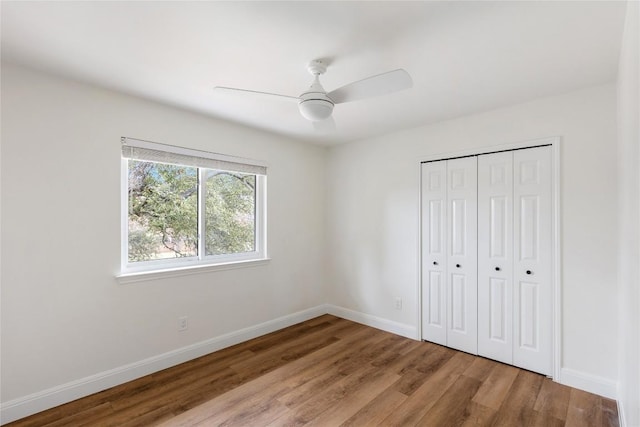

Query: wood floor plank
[380,351,475,425]
[534,378,571,421]
[391,367,431,396]
[109,365,241,422]
[276,362,351,409]
[158,323,381,426]
[150,348,254,384]
[390,344,455,396]
[472,362,520,410]
[566,388,619,427]
[463,356,497,382]
[192,391,289,427]
[381,341,436,374]
[391,335,425,355]
[602,396,620,427]
[268,329,391,409]
[227,318,356,378]
[110,355,249,412]
[460,402,497,427]
[268,364,394,426]
[157,370,290,426]
[229,334,340,380]
[339,388,408,427]
[527,411,566,427]
[116,406,178,427]
[37,402,114,427]
[321,318,370,339]
[7,374,156,427]
[46,346,258,427]
[303,370,400,426]
[282,356,386,411]
[566,388,601,427]
[368,334,416,368]
[418,374,483,426]
[399,341,454,374]
[5,316,620,427]
[371,339,440,371]
[245,318,336,353]
[489,369,544,426]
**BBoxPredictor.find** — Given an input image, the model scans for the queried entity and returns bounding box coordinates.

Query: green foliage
[127,160,255,263]
[205,172,255,255]
[128,229,158,261]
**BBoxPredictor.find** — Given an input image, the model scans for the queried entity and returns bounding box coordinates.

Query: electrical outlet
[395,297,402,310]
[178,316,188,331]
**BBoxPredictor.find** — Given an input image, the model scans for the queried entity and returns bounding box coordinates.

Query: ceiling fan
[214,60,413,126]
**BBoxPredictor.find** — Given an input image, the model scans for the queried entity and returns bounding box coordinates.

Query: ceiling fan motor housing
[299,96,334,121]
[298,70,334,122]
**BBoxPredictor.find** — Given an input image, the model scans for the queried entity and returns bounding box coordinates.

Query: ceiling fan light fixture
[298,98,334,121]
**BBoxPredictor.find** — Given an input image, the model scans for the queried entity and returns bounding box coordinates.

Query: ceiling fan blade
[214,86,299,102]
[328,69,413,104]
[312,116,337,134]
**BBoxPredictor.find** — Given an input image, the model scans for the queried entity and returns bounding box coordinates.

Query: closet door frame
[418,136,561,381]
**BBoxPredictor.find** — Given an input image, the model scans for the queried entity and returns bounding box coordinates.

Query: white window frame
[118,137,268,282]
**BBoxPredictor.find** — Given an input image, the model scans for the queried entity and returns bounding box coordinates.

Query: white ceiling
[1,1,627,145]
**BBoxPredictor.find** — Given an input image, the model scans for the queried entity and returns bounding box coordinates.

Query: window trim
[119,138,268,278]
[116,258,271,285]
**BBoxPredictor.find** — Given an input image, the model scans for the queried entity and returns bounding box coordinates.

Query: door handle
[495,267,501,271]
[456,264,461,268]
[433,261,438,266]
[526,270,532,275]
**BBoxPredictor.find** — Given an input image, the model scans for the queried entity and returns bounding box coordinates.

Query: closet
[421,145,552,376]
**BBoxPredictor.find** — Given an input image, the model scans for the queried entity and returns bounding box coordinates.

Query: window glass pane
[128,160,198,262]
[205,170,256,256]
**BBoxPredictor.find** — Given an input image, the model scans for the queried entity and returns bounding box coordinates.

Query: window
[120,137,266,275]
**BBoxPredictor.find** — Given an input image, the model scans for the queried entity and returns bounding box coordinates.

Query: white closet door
[478,152,514,364]
[513,146,552,375]
[446,157,478,354]
[421,161,447,345]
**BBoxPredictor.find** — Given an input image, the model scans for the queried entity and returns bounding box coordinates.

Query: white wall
[0,58,629,422]
[326,83,619,396]
[617,1,640,425]
[0,63,327,413]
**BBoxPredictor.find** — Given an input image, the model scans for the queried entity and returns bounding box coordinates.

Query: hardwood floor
[6,315,619,427]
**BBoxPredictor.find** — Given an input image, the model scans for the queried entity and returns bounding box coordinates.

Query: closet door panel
[513,146,552,376]
[478,152,514,364]
[421,161,447,345]
[446,157,477,354]
[421,145,552,375]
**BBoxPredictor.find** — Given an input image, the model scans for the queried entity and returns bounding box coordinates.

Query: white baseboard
[325,304,417,340]
[0,305,327,425]
[617,398,627,427]
[559,367,618,400]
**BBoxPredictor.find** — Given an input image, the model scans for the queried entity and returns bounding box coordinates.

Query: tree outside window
[127,160,256,263]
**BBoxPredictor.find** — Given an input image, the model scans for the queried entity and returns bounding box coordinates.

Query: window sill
[116,258,271,284]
